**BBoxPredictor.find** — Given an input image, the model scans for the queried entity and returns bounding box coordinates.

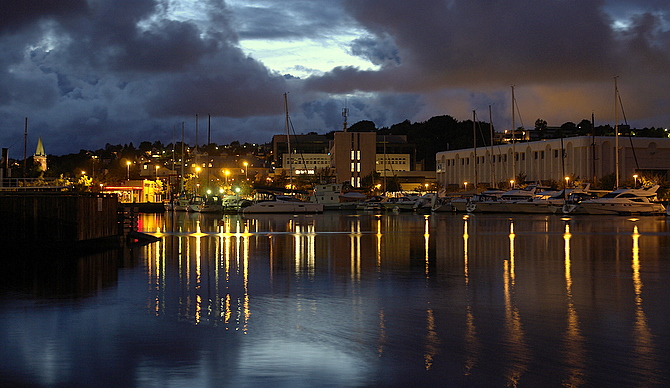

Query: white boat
[431,196,454,212]
[221,195,252,213]
[189,196,223,213]
[504,184,593,214]
[382,195,422,211]
[310,183,365,210]
[356,195,387,211]
[563,185,666,215]
[242,194,323,214]
[165,194,190,211]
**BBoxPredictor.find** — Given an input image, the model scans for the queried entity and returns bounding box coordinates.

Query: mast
[591,112,596,185]
[180,122,185,193]
[23,117,27,176]
[489,105,495,187]
[207,114,211,192]
[342,101,349,132]
[512,85,516,186]
[614,76,619,188]
[284,93,292,191]
[473,110,478,191]
[383,135,387,195]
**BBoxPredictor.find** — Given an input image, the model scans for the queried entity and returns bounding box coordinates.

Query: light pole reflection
[461,215,479,375]
[631,225,657,380]
[503,219,528,385]
[562,222,585,386]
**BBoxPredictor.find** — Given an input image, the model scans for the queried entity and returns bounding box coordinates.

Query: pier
[0,192,122,248]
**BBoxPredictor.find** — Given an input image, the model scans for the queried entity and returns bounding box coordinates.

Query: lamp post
[195,166,201,194]
[126,161,131,180]
[633,174,638,188]
[243,161,248,180]
[509,180,515,189]
[155,165,160,179]
[224,169,230,185]
[464,181,468,191]
[564,176,570,200]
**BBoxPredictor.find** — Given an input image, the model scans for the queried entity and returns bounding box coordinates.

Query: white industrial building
[436,136,670,190]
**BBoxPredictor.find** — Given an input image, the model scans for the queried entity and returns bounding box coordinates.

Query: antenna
[342,102,349,132]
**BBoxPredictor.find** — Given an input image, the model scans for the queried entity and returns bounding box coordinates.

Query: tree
[535,119,548,131]
[348,120,377,132]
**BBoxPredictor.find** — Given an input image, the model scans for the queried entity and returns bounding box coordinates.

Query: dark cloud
[0,0,89,33]
[349,35,400,67]
[304,0,670,129]
[0,0,668,155]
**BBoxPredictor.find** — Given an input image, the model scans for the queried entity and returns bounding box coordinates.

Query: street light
[155,165,160,179]
[564,176,570,200]
[126,161,131,180]
[224,169,230,185]
[633,174,638,188]
[509,180,515,189]
[464,181,468,191]
[243,161,249,180]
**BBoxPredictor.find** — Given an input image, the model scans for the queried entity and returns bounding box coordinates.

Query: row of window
[443,149,566,166]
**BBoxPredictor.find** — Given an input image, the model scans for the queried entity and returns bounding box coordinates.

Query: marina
[2,211,670,386]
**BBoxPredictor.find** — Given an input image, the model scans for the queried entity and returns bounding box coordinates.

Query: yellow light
[126,161,131,166]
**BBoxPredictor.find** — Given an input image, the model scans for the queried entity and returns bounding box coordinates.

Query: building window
[541,151,545,159]
[554,149,559,158]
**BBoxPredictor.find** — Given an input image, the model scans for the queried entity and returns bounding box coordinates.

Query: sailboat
[243,94,323,214]
[563,77,666,215]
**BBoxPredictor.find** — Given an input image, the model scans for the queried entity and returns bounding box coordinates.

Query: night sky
[1,0,668,155]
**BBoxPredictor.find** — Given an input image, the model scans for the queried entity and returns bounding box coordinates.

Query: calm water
[2,211,670,387]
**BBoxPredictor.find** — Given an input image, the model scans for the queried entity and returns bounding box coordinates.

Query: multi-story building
[436,136,670,191]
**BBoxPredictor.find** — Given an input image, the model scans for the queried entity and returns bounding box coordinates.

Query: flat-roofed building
[436,136,670,191]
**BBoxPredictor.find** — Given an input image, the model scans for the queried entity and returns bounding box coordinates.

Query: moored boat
[563,185,665,215]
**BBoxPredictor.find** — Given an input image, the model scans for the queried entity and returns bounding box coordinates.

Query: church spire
[34,137,47,172]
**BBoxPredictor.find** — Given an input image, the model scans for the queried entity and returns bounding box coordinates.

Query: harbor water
[2,211,670,386]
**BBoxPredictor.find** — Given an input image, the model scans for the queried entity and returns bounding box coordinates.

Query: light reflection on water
[1,212,670,386]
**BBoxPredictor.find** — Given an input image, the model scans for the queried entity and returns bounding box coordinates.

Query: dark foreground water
[2,211,670,387]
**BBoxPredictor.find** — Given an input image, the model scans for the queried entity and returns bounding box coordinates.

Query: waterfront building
[436,136,670,190]
[103,179,163,203]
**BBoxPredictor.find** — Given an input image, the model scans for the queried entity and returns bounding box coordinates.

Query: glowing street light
[155,165,160,179]
[223,169,230,185]
[126,161,131,180]
[464,181,468,191]
[243,161,249,180]
[509,180,515,189]
[633,174,638,188]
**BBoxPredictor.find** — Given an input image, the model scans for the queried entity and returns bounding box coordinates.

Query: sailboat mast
[512,85,516,188]
[180,122,185,193]
[489,105,495,187]
[284,93,292,191]
[473,110,478,191]
[614,76,620,189]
